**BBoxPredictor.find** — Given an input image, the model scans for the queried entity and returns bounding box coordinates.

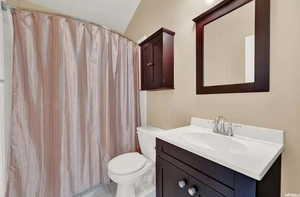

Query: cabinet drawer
[157,157,231,197]
[156,139,235,188]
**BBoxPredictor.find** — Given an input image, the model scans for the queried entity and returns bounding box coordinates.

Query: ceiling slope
[15,0,141,33]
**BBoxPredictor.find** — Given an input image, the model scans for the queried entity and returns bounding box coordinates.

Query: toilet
[108,127,164,197]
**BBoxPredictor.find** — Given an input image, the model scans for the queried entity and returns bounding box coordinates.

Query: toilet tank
[137,127,164,161]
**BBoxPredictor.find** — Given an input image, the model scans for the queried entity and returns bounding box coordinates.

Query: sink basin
[157,119,284,181]
[182,132,248,154]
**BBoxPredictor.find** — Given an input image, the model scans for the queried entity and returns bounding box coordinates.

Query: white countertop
[157,117,284,181]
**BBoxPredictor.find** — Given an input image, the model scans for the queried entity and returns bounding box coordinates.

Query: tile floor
[75,184,115,197]
[79,183,155,197]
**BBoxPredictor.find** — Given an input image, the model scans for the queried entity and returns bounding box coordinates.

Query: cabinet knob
[188,187,197,196]
[178,180,187,189]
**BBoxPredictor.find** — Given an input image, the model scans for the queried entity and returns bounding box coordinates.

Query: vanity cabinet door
[157,157,190,197]
[157,157,226,197]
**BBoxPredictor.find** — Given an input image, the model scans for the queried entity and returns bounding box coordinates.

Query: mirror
[193,0,270,94]
[204,1,255,86]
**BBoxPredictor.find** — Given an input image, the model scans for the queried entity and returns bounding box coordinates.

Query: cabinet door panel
[142,43,154,89]
[157,157,190,197]
[152,38,162,88]
[141,37,162,90]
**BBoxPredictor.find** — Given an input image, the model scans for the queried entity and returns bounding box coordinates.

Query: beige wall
[126,0,300,195]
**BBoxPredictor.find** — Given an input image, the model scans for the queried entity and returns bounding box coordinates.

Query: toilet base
[116,184,135,197]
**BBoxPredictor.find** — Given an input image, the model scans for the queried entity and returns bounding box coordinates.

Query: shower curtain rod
[0,1,138,44]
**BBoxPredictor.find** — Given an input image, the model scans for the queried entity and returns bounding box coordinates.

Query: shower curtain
[0,5,5,197]
[0,3,13,197]
[6,9,140,197]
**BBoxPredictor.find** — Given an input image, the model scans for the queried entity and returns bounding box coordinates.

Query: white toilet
[108,127,163,197]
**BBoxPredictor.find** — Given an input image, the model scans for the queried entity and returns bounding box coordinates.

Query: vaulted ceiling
[16,0,141,33]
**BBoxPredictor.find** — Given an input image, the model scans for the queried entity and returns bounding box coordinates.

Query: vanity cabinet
[156,139,281,197]
[139,28,175,90]
[158,158,226,197]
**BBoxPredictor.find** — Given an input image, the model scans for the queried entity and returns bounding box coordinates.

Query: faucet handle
[226,122,234,136]
[213,116,219,123]
[213,116,224,125]
[215,115,224,121]
[212,117,220,132]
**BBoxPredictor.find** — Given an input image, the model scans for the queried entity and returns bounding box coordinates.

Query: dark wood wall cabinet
[140,28,175,90]
[156,139,281,197]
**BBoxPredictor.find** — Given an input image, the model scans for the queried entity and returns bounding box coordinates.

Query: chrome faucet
[213,116,234,136]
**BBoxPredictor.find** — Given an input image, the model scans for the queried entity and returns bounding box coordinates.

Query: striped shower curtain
[6,9,140,197]
[0,2,13,197]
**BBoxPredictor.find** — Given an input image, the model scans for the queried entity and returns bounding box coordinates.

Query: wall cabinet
[156,139,281,197]
[140,28,175,90]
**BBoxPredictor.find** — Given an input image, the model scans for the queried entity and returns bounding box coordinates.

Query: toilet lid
[108,152,147,175]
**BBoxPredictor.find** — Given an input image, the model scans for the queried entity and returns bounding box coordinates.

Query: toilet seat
[108,152,147,175]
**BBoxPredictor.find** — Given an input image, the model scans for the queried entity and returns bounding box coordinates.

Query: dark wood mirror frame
[193,0,270,94]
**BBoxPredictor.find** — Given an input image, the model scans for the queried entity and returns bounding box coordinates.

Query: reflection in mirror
[204,1,255,86]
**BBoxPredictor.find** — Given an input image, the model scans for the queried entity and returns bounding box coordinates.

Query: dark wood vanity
[156,139,281,197]
[140,28,175,90]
